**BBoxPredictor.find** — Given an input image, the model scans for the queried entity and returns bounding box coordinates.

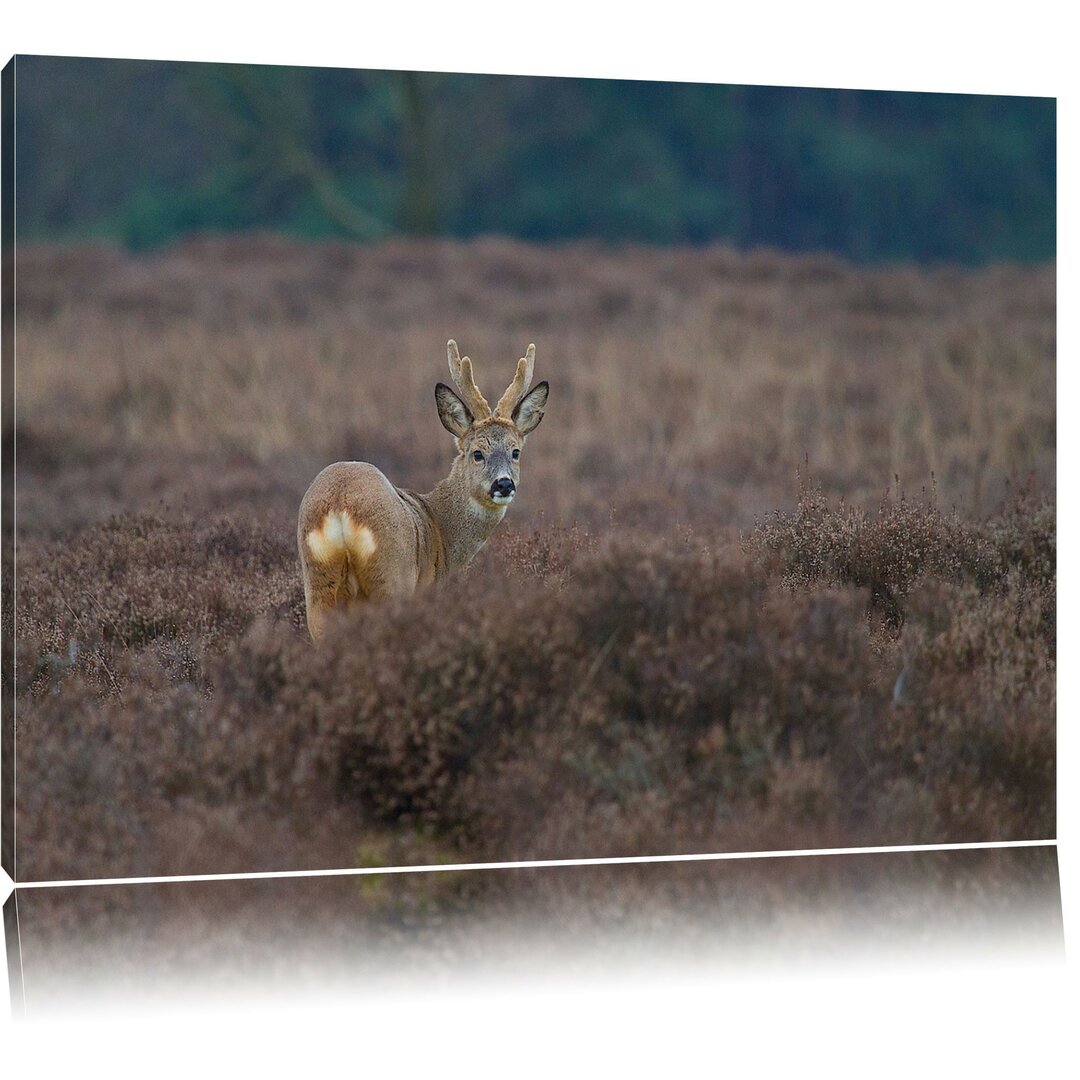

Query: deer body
[298,340,548,641]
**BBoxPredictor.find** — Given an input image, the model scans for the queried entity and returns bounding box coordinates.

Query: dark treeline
[15,56,1055,263]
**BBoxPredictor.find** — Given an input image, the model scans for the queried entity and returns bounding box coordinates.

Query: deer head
[435,340,549,511]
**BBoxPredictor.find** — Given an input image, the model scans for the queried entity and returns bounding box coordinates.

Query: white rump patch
[306,512,377,567]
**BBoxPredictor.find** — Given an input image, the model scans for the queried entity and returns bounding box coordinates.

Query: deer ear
[435,382,473,437]
[512,380,548,435]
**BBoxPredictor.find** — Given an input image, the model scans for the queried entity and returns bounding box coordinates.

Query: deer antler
[447,339,491,420]
[494,344,536,419]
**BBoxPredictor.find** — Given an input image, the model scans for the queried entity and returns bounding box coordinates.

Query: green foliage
[15,58,1055,263]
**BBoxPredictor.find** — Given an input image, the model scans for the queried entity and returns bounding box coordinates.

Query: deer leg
[302,555,347,644]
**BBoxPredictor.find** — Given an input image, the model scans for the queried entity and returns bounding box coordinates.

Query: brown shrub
[747,480,1055,629]
[15,512,303,698]
[14,503,1054,881]
[10,239,1055,886]
[882,577,1056,840]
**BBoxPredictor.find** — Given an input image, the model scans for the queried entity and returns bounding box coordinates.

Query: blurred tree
[400,71,438,234]
[197,64,391,240]
[13,57,1056,264]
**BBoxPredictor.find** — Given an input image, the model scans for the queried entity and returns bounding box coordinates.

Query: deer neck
[424,461,507,573]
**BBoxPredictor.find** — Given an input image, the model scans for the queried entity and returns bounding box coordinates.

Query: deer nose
[491,477,515,499]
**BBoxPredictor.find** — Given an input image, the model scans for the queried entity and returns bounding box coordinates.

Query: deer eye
[473,450,485,462]
[512,449,521,460]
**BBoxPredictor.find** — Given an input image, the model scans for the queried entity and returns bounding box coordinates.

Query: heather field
[4,237,1056,884]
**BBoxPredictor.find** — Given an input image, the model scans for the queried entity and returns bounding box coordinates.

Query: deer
[297,340,549,642]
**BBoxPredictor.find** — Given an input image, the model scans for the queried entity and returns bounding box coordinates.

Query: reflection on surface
[7,846,1063,1016]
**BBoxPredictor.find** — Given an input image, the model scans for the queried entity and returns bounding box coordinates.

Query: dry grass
[7,237,1055,891]
[13,236,1054,533]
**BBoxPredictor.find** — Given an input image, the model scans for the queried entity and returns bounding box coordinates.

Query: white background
[1,2,1076,1073]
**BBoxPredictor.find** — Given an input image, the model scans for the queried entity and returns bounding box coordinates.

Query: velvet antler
[494,344,536,419]
[447,339,492,420]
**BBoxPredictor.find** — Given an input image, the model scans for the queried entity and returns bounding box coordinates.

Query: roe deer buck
[297,340,549,641]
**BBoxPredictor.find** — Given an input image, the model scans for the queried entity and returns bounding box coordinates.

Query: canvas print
[1,57,1056,884]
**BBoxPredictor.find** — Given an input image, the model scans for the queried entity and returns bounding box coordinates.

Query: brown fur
[298,341,549,641]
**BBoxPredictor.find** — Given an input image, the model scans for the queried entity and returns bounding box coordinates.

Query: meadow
[5,236,1055,884]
